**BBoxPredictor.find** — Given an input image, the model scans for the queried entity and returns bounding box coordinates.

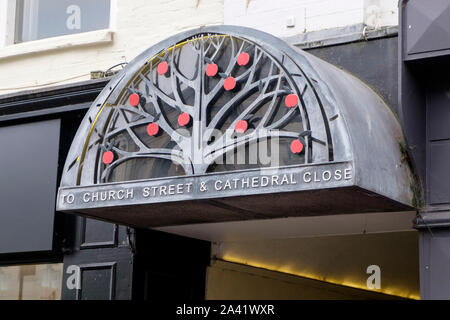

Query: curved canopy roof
[57,26,415,227]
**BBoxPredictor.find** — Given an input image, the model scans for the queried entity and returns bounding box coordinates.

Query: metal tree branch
[98,33,308,180]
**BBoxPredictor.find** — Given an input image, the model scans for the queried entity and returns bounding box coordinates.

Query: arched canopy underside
[57,26,414,227]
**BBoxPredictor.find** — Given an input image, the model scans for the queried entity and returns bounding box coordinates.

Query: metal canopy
[57,26,415,227]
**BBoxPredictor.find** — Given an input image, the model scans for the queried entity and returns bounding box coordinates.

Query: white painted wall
[364,0,398,28]
[224,0,398,37]
[0,0,398,95]
[0,0,224,94]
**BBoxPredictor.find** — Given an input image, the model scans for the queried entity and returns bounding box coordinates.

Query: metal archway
[57,26,415,227]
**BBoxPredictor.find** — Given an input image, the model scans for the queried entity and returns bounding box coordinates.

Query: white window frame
[0,0,17,47]
[0,0,116,60]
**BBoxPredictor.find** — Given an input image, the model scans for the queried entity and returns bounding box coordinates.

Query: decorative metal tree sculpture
[58,27,414,223]
[89,34,326,183]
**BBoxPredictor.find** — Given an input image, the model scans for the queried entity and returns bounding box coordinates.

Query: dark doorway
[132,229,210,300]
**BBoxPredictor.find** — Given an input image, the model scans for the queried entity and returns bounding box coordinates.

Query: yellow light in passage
[221,255,420,300]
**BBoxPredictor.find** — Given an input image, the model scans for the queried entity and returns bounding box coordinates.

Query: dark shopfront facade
[0,1,449,300]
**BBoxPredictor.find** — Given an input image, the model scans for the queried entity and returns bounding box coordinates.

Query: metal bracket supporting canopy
[56,26,414,227]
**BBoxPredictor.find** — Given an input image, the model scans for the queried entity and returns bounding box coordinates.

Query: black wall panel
[426,77,450,204]
[427,84,450,141]
[428,142,450,204]
[78,262,116,300]
[307,37,399,116]
[62,247,133,300]
[61,216,133,300]
[403,0,450,59]
[420,229,450,299]
[80,218,118,249]
[0,119,60,254]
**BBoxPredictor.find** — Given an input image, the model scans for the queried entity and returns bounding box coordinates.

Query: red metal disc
[178,112,190,126]
[129,93,140,107]
[206,63,218,77]
[147,122,159,136]
[290,139,304,154]
[235,120,248,133]
[102,151,114,164]
[224,77,236,91]
[285,94,298,108]
[157,61,169,75]
[237,52,250,66]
